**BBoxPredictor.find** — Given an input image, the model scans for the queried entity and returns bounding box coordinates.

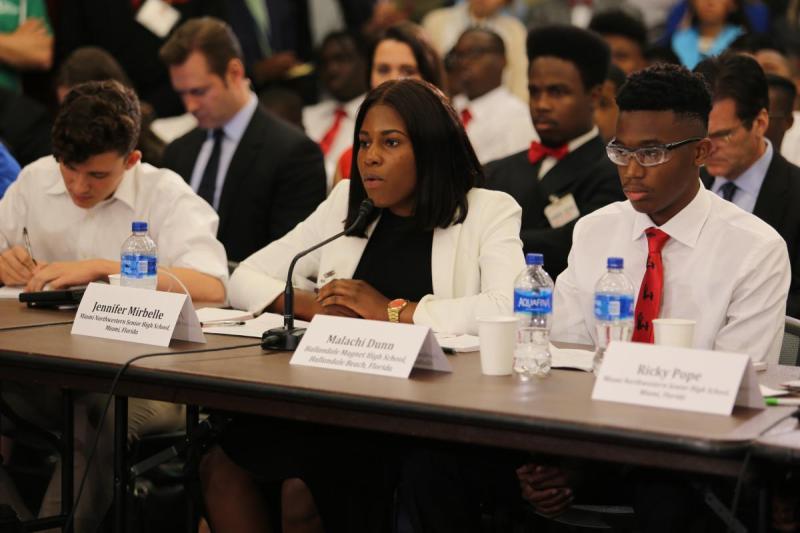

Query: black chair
[779,316,800,366]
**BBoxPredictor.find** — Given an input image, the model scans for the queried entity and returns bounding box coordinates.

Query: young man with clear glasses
[518,63,790,531]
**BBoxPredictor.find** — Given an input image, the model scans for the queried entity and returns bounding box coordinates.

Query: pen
[765,397,800,406]
[201,320,246,327]
[22,227,36,266]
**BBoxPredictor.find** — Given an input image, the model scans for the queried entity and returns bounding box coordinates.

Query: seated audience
[521,63,789,530]
[0,0,52,92]
[56,46,167,167]
[671,0,749,69]
[422,0,528,100]
[588,9,649,75]
[595,64,627,142]
[0,80,227,533]
[694,53,800,318]
[450,27,537,164]
[259,87,305,130]
[333,21,446,183]
[160,17,326,263]
[524,0,639,33]
[302,30,368,187]
[485,25,623,278]
[202,78,525,532]
[765,73,797,151]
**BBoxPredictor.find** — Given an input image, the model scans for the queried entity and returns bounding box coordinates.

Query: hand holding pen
[0,227,39,286]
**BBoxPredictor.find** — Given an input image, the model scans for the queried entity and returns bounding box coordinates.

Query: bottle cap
[526,253,544,266]
[132,221,148,232]
[607,257,624,269]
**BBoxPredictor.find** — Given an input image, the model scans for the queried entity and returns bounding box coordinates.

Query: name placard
[592,341,763,415]
[71,282,205,346]
[290,315,451,378]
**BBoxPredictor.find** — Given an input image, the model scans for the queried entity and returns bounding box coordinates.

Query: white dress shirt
[711,139,772,213]
[422,3,529,101]
[552,186,790,363]
[302,94,364,189]
[229,181,525,335]
[538,127,599,179]
[189,92,259,210]
[0,156,229,285]
[453,86,537,164]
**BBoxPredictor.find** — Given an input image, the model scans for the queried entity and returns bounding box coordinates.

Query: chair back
[779,316,800,366]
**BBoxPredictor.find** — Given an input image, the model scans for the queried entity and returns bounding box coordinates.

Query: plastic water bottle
[513,253,554,380]
[593,257,635,372]
[120,221,157,290]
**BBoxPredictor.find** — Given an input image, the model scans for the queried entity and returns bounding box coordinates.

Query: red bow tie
[528,141,569,164]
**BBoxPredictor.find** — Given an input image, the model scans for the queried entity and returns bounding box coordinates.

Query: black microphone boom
[261,198,375,351]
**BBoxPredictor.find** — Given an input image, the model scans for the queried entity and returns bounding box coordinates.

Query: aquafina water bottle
[593,257,635,372]
[513,253,554,380]
[120,221,157,290]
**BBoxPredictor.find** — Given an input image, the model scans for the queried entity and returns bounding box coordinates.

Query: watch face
[389,298,406,309]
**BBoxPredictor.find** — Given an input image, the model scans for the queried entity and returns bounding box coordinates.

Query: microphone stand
[262,199,374,351]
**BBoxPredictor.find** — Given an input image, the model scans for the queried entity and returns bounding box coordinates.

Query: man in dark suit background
[485,25,624,278]
[160,17,326,264]
[695,53,800,317]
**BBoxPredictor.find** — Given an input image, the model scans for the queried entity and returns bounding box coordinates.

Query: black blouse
[352,209,434,302]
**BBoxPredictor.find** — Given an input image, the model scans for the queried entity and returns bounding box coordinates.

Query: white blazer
[229,181,525,335]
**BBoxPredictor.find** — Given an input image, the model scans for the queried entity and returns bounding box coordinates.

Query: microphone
[262,198,375,351]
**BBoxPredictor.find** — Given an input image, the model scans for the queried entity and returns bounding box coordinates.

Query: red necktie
[460,108,473,128]
[632,228,671,343]
[319,108,347,156]
[528,141,569,164]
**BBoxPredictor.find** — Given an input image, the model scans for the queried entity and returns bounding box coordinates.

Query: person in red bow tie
[485,25,624,278]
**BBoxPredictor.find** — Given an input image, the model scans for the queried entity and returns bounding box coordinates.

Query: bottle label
[514,288,552,314]
[121,254,157,279]
[594,294,634,321]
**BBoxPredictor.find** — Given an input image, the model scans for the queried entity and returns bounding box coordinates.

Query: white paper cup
[652,318,695,348]
[108,273,121,286]
[477,316,518,376]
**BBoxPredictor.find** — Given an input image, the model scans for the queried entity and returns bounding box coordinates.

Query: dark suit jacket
[701,153,800,318]
[484,135,624,277]
[163,106,326,263]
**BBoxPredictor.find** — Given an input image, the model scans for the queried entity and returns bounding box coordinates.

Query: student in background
[589,9,649,75]
[671,0,749,69]
[765,73,797,151]
[485,25,623,278]
[595,63,627,142]
[302,30,368,187]
[450,27,537,164]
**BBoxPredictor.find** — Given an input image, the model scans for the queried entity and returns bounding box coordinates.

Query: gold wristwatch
[387,298,408,323]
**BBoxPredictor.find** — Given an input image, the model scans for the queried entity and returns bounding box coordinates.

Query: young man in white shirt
[450,27,536,164]
[0,80,228,532]
[519,63,790,530]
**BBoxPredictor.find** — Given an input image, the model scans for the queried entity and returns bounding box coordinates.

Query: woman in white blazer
[203,79,525,533]
[229,81,524,335]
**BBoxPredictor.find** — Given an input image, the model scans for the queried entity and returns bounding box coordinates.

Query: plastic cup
[108,273,121,286]
[477,316,518,376]
[652,318,695,348]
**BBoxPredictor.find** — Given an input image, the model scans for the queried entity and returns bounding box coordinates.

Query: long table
[0,300,796,531]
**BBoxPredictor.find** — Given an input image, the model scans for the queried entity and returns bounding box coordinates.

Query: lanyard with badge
[543,193,581,228]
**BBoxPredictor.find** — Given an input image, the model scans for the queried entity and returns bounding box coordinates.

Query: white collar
[630,181,710,248]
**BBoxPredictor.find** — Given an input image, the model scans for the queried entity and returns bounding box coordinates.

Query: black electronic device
[19,287,86,308]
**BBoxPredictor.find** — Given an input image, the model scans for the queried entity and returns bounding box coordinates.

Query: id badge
[543,193,581,228]
[136,0,181,38]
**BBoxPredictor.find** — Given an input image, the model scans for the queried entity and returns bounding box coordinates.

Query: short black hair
[52,80,141,165]
[729,33,786,55]
[318,29,368,63]
[694,53,768,128]
[588,9,648,51]
[644,44,680,65]
[56,46,132,89]
[368,22,446,90]
[766,73,797,114]
[526,25,610,89]
[617,63,711,129]
[346,79,481,232]
[458,26,506,56]
[606,63,627,90]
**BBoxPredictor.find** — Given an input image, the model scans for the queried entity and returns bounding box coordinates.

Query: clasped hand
[516,463,574,517]
[316,279,391,321]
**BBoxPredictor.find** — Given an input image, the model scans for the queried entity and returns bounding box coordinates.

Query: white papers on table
[434,333,479,352]
[761,384,791,397]
[550,343,595,372]
[197,308,309,338]
[0,286,22,299]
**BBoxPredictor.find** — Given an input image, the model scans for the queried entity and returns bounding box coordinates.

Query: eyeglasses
[606,137,703,167]
[707,124,743,144]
